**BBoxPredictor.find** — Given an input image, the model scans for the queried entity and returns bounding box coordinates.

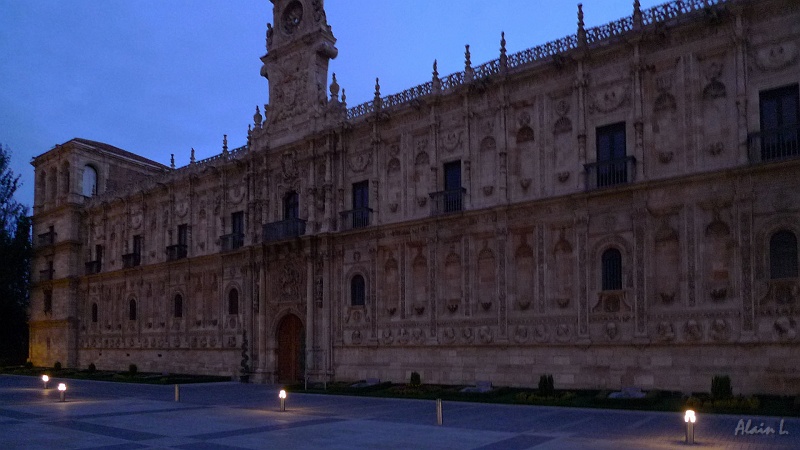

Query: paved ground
[1,375,798,449]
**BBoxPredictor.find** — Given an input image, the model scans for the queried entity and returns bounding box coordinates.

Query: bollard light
[57,383,67,402]
[42,375,50,389]
[279,389,287,412]
[684,409,696,444]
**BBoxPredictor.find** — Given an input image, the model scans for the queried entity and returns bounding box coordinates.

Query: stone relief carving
[655,321,675,341]
[605,322,619,341]
[555,323,571,342]
[462,327,475,343]
[710,319,730,342]
[754,41,799,72]
[351,330,362,345]
[281,151,299,182]
[683,320,703,341]
[774,317,797,341]
[441,131,463,153]
[589,82,630,113]
[478,326,493,343]
[348,153,372,173]
[442,327,456,344]
[514,326,528,343]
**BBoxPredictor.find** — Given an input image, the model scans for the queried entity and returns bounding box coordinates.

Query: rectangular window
[443,161,463,213]
[132,235,143,256]
[177,225,188,247]
[759,84,799,160]
[231,212,244,236]
[43,290,52,314]
[95,244,104,265]
[283,192,299,220]
[352,181,369,228]
[595,123,628,187]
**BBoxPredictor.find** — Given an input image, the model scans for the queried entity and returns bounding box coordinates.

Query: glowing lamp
[41,375,50,389]
[279,389,287,411]
[684,409,696,423]
[57,383,67,402]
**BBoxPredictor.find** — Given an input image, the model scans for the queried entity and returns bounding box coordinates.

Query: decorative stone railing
[347,0,727,121]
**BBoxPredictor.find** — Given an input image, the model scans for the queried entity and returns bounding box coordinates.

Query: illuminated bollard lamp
[684,409,696,445]
[57,383,67,402]
[279,389,287,412]
[41,375,50,389]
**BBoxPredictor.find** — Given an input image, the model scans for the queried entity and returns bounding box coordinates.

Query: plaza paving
[0,375,798,449]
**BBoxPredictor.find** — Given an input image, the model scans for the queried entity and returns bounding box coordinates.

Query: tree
[0,143,31,365]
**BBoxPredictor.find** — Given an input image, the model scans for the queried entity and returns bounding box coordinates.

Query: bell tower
[260,0,338,136]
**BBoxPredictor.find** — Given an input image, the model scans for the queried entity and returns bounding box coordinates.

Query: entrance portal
[276,314,304,383]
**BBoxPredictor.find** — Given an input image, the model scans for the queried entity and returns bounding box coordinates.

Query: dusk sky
[1,0,663,208]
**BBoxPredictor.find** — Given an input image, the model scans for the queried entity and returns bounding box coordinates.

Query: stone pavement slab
[1,375,798,449]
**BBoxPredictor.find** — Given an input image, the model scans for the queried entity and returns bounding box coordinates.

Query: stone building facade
[30,0,800,394]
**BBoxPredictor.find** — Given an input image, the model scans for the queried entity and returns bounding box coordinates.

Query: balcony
[262,218,306,243]
[85,260,101,275]
[39,268,54,282]
[37,230,56,247]
[122,253,141,268]
[339,208,372,231]
[220,233,244,252]
[584,156,636,190]
[429,188,466,216]
[166,244,188,261]
[748,125,799,163]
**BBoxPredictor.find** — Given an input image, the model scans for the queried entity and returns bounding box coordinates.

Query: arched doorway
[276,314,304,383]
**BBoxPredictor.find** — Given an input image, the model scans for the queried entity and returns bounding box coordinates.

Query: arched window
[601,248,623,290]
[351,275,366,306]
[283,191,299,220]
[228,289,239,315]
[61,162,70,195]
[91,303,98,323]
[82,165,97,196]
[129,299,137,321]
[771,230,799,279]
[174,294,183,318]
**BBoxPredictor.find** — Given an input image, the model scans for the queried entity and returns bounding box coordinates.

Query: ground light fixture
[279,389,287,411]
[684,409,696,444]
[41,375,49,389]
[57,383,67,402]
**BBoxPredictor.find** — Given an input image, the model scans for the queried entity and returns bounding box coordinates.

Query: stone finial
[633,0,643,30]
[577,3,586,46]
[247,125,251,147]
[222,134,228,155]
[500,32,508,69]
[374,78,381,106]
[330,73,340,101]
[341,88,347,107]
[170,154,175,169]
[253,105,263,128]
[266,23,273,49]
[190,148,196,164]
[432,59,441,91]
[465,45,474,82]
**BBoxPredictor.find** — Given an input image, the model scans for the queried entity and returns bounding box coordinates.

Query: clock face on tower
[282,1,303,34]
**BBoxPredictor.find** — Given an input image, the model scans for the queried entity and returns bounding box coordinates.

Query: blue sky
[1,0,663,208]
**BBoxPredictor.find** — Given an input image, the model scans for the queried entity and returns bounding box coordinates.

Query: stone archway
[275,314,304,383]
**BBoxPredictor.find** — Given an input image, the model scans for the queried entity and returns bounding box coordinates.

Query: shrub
[538,374,555,396]
[24,361,33,369]
[128,364,138,375]
[53,361,62,371]
[87,363,96,373]
[409,371,421,387]
[711,375,732,400]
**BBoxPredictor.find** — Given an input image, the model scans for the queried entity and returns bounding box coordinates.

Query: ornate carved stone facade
[29,0,800,394]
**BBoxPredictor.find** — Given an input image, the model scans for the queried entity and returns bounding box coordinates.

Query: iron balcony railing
[748,125,800,163]
[39,268,54,282]
[220,233,244,252]
[262,218,306,243]
[339,208,372,230]
[166,244,188,261]
[429,188,466,216]
[85,260,101,275]
[122,253,141,268]
[584,156,636,190]
[37,230,56,247]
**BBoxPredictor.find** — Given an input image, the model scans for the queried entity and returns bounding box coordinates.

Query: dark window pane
[771,231,799,279]
[351,275,366,306]
[601,248,623,290]
[284,191,299,220]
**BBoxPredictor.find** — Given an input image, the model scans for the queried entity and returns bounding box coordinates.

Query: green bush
[538,374,555,396]
[53,361,62,371]
[128,364,138,375]
[711,375,732,399]
[409,371,421,387]
[87,363,96,373]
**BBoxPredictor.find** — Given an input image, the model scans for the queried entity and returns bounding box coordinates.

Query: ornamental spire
[465,45,474,82]
[633,0,643,30]
[330,73,340,102]
[190,148,196,164]
[500,32,508,69]
[578,4,587,47]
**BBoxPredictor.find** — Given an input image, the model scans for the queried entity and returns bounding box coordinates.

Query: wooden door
[276,314,304,383]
